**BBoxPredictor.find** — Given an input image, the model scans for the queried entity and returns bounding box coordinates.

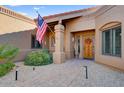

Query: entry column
[53,20,65,64]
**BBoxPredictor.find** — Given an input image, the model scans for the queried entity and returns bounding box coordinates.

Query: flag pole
[35,11,55,37]
[47,26,55,37]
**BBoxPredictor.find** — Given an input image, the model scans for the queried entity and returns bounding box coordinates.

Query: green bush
[0,62,15,77]
[0,45,19,63]
[24,49,53,66]
[0,45,19,77]
[41,48,49,54]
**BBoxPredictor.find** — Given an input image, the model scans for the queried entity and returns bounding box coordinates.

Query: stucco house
[0,5,124,70]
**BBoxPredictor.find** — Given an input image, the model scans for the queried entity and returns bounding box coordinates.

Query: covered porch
[40,21,96,63]
[33,6,98,64]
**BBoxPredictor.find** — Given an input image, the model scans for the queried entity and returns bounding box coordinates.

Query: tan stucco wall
[0,31,31,49]
[66,16,95,32]
[95,6,124,70]
[0,11,37,61]
[0,12,36,35]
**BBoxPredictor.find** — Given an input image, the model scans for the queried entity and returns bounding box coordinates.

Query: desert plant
[41,48,49,53]
[0,45,18,77]
[0,61,15,77]
[24,49,53,66]
[0,45,19,64]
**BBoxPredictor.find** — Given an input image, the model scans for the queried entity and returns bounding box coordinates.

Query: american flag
[36,14,48,44]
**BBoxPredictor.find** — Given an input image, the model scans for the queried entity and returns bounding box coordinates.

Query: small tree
[0,45,19,64]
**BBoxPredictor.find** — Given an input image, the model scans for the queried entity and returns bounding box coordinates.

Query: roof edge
[0,5,35,25]
[42,6,100,20]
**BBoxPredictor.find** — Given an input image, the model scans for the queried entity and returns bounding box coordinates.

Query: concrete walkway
[0,59,124,87]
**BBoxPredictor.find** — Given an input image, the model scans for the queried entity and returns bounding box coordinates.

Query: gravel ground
[0,59,124,87]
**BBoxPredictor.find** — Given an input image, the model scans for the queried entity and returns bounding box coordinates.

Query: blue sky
[5,5,95,18]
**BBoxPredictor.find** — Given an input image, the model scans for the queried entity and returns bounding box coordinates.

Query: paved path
[0,59,124,87]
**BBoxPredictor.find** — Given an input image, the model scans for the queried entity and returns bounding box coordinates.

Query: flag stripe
[38,25,47,42]
[39,25,47,41]
[36,22,45,40]
[38,24,47,42]
[39,25,47,43]
[37,23,47,41]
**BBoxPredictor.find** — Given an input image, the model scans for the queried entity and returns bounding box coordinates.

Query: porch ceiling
[47,16,81,30]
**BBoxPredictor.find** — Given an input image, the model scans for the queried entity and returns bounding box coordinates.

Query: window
[102,26,121,57]
[31,35,42,48]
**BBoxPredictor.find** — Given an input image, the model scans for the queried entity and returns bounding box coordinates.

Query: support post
[53,20,65,64]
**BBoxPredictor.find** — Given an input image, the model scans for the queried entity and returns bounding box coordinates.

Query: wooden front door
[83,31,95,59]
[83,37,94,59]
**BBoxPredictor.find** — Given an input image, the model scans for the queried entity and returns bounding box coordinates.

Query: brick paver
[0,59,124,87]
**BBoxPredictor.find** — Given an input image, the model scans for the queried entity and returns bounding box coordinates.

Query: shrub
[41,48,49,54]
[24,49,53,66]
[0,45,19,77]
[0,62,15,77]
[0,45,19,64]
